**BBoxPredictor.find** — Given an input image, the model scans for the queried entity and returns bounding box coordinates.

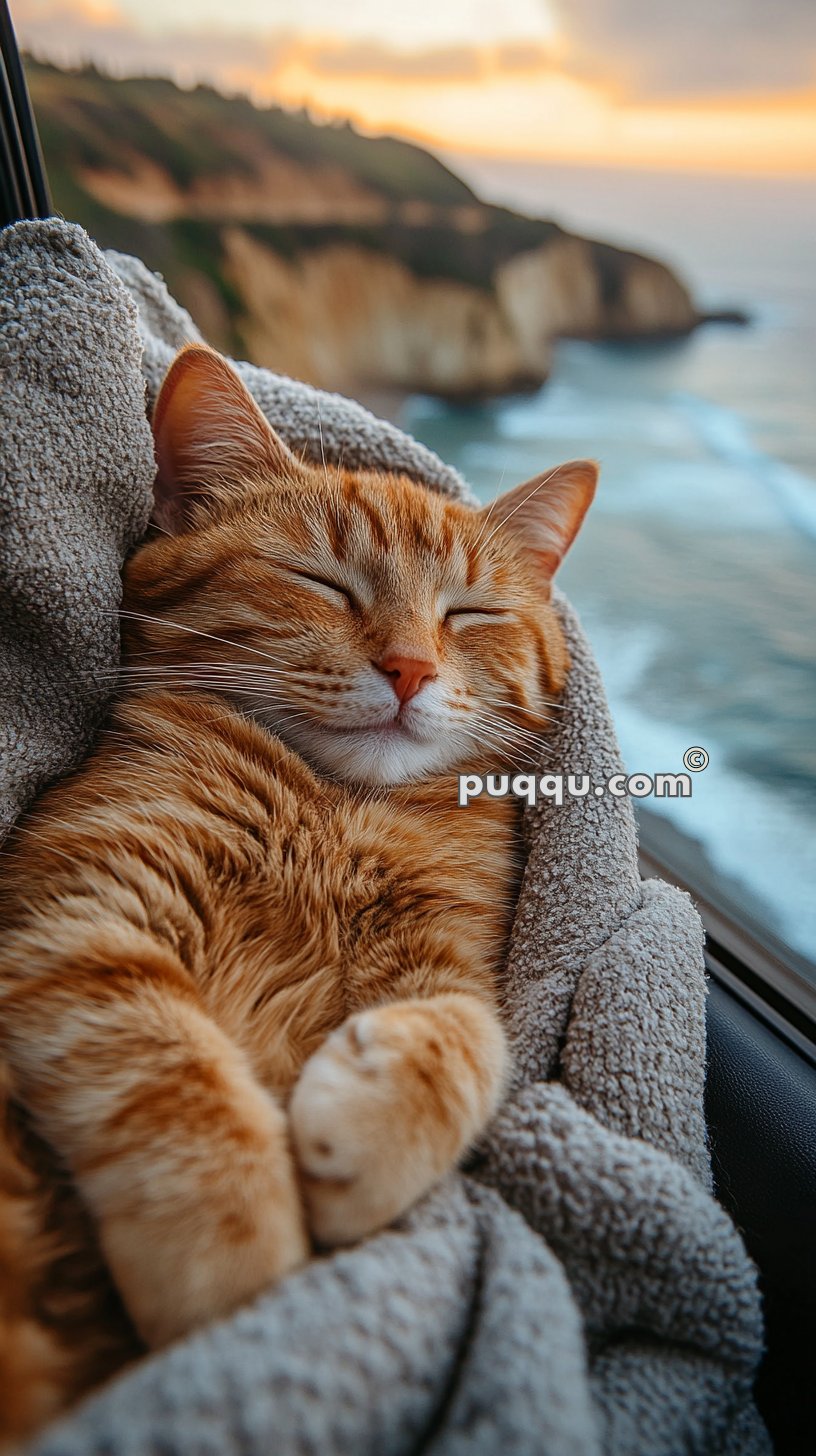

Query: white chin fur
[288,725,459,785]
[251,710,462,785]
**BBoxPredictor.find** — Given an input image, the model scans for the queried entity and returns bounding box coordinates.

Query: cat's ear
[485,460,598,580]
[151,344,297,532]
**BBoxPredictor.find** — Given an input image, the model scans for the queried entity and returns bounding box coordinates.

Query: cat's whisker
[82,662,310,692]
[82,680,299,703]
[120,640,293,667]
[481,695,567,716]
[111,662,293,674]
[453,724,539,771]
[468,741,541,771]
[449,708,541,750]
[474,708,543,738]
[260,711,313,731]
[479,705,549,739]
[315,400,330,490]
[462,715,550,769]
[125,642,297,670]
[110,672,294,686]
[469,711,546,749]
[110,610,295,669]
[479,464,561,551]
[460,722,536,757]
[455,712,542,755]
[117,670,296,686]
[470,471,508,552]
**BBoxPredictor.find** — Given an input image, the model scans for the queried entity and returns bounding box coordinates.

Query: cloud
[551,0,816,98]
[298,38,556,83]
[15,0,815,103]
[295,41,483,82]
[13,3,557,94]
[13,1,285,91]
[494,42,556,73]
[12,0,816,175]
[13,3,565,115]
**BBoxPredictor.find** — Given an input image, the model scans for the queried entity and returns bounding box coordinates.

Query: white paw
[289,1008,449,1247]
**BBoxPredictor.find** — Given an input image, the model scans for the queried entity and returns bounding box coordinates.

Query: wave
[671,391,816,542]
[586,621,816,960]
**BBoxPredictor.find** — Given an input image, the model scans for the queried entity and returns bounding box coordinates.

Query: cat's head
[123,345,596,786]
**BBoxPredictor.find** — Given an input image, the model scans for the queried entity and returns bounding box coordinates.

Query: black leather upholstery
[705,980,816,1454]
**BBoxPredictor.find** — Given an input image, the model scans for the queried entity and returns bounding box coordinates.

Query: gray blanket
[0,220,769,1455]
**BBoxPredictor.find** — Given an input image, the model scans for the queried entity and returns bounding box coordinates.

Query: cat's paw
[289,997,506,1247]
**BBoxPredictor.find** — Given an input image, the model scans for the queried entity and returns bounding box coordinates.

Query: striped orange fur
[0,346,596,1443]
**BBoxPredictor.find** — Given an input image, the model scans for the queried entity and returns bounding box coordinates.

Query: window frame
[639,825,816,1064]
[0,0,51,226]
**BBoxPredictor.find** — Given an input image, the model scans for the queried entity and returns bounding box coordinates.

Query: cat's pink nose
[376,653,438,706]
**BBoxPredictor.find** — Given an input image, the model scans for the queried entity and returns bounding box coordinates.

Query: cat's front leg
[289,993,508,1245]
[1,971,309,1349]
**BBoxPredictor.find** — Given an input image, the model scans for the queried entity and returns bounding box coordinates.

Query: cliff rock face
[224,230,543,396]
[496,237,696,345]
[222,229,695,395]
[77,154,390,226]
[27,58,700,399]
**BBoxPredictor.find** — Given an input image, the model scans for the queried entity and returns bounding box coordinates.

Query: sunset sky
[13,0,816,174]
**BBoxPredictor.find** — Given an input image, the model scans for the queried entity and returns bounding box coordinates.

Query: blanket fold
[0,220,769,1455]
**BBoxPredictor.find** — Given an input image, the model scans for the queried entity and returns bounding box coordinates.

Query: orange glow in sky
[261,54,816,176]
[12,0,816,175]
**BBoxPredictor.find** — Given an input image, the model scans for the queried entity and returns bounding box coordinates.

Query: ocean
[398,164,816,970]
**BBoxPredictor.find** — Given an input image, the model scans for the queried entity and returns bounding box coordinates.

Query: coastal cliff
[216,229,695,396]
[27,58,699,398]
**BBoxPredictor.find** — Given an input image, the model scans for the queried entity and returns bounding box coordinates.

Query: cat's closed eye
[444,606,511,624]
[289,569,357,609]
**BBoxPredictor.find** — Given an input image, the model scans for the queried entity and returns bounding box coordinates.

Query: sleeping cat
[0,344,596,1442]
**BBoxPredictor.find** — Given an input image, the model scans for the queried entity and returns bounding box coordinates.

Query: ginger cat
[0,345,596,1443]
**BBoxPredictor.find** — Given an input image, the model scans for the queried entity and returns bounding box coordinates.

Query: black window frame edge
[639,833,816,1066]
[0,0,51,227]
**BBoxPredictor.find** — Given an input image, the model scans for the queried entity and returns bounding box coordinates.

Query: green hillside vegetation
[27,58,475,206]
